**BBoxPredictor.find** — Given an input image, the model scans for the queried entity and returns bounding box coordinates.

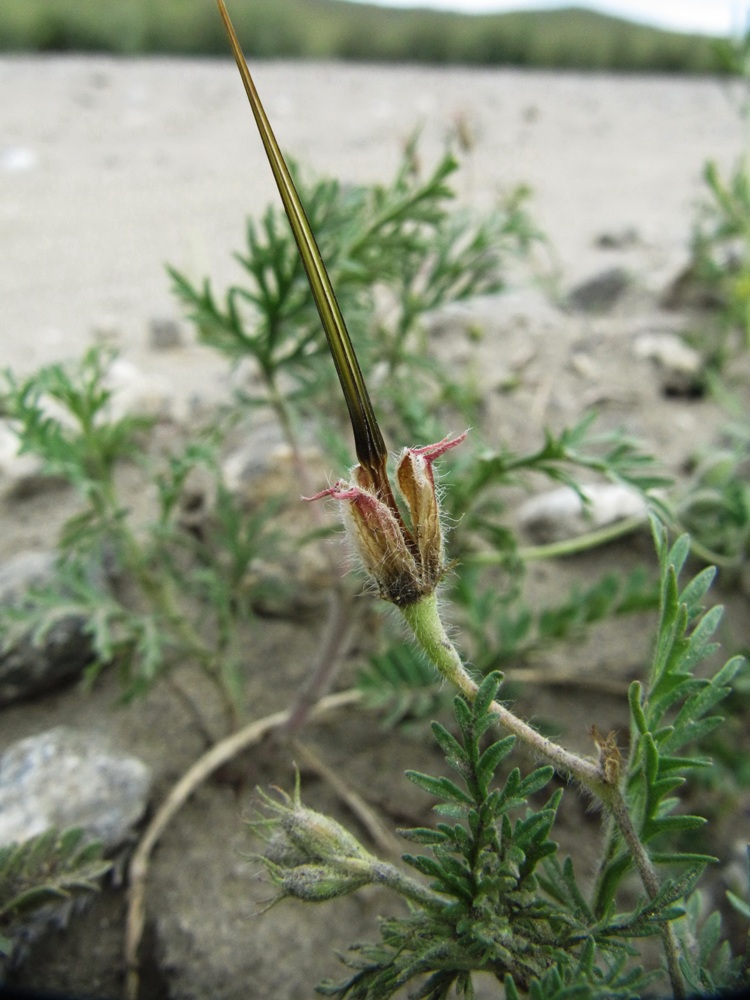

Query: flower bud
[307,432,466,607]
[279,799,372,864]
[249,779,378,906]
[396,436,463,588]
[267,860,373,902]
[251,780,373,866]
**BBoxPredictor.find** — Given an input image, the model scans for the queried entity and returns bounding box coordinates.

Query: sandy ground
[1,56,749,1000]
[0,56,744,387]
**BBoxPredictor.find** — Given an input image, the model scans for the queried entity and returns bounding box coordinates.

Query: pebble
[595,227,640,250]
[517,483,648,544]
[567,267,632,313]
[0,420,53,501]
[0,550,57,605]
[103,357,176,422]
[148,317,183,351]
[0,550,98,706]
[0,726,152,850]
[220,431,312,507]
[633,331,704,396]
[661,261,723,311]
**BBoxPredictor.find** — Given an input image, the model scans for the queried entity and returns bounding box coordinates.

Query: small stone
[595,227,640,250]
[0,550,98,706]
[633,331,704,397]
[567,268,632,314]
[661,262,723,311]
[92,314,123,348]
[0,727,152,850]
[0,420,55,500]
[220,431,311,508]
[569,352,599,379]
[518,483,648,544]
[148,317,183,351]
[247,548,334,621]
[103,357,175,421]
[0,550,57,605]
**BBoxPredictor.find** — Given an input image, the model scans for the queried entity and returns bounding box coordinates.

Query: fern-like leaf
[0,827,110,959]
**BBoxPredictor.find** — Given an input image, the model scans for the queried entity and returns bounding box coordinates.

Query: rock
[661,262,724,311]
[0,420,57,500]
[518,483,648,544]
[0,550,58,605]
[103,357,176,422]
[567,267,632,313]
[221,433,320,508]
[633,331,704,397]
[0,727,152,850]
[595,227,640,250]
[148,317,183,351]
[0,550,97,706]
[246,544,337,621]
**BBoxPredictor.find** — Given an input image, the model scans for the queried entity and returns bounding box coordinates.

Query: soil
[1,56,749,999]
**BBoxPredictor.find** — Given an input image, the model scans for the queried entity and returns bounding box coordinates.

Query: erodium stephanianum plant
[215,3,749,997]
[215,0,625,831]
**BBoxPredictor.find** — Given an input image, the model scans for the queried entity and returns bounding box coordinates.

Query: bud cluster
[307,433,466,607]
[249,779,377,904]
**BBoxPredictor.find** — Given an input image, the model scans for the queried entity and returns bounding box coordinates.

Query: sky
[345,1,748,37]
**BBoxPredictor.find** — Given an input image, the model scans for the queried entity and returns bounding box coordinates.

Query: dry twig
[123,688,362,1000]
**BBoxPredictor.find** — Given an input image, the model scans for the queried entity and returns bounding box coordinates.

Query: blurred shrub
[0,0,723,73]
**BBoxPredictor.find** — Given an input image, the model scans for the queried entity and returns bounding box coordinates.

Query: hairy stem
[401,592,686,998]
[370,860,446,911]
[401,594,606,791]
[606,793,686,999]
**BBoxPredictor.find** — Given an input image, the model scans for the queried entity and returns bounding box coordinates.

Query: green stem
[606,793,686,1000]
[370,860,446,912]
[116,523,234,721]
[681,533,742,570]
[401,594,605,791]
[401,592,686,999]
[471,513,740,570]
[468,514,647,565]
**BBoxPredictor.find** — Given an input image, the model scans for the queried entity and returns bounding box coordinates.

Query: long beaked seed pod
[217,1,466,607]
[215,0,396,510]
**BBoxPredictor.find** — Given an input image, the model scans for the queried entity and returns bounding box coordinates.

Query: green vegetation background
[0,0,723,73]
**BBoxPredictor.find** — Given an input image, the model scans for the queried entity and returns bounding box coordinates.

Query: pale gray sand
[0,57,742,390]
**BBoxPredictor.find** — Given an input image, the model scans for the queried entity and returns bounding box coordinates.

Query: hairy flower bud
[307,433,466,607]
[251,779,374,866]
[268,860,373,903]
[279,797,372,864]
[249,778,377,906]
[396,437,459,586]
